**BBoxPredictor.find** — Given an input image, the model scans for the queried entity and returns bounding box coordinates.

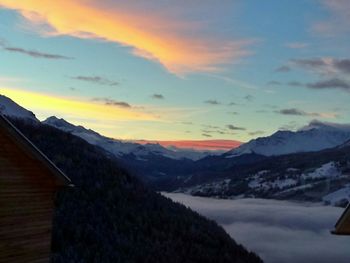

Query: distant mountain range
[0,95,220,161]
[2,94,350,206]
[225,120,350,157]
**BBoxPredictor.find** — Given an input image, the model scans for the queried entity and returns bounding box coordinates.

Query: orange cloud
[136,139,242,151]
[0,0,252,75]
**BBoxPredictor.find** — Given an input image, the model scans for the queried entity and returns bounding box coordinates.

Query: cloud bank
[164,193,350,263]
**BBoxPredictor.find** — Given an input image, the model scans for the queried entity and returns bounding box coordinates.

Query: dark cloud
[292,58,350,75]
[334,59,350,74]
[72,76,119,86]
[276,108,334,118]
[164,194,350,263]
[248,131,265,136]
[275,65,291,72]
[0,40,72,59]
[292,58,326,68]
[277,108,308,116]
[202,133,212,137]
[244,95,254,101]
[267,81,281,86]
[151,94,164,99]
[227,124,246,131]
[227,111,239,115]
[92,98,131,108]
[204,100,221,105]
[287,81,303,87]
[306,78,350,91]
[228,102,237,106]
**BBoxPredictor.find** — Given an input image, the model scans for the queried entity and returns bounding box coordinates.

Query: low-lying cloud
[164,193,350,263]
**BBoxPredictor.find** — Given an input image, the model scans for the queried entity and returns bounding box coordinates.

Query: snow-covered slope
[0,95,38,122]
[43,116,211,161]
[226,120,350,158]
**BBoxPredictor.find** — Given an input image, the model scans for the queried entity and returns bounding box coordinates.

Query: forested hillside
[11,118,262,263]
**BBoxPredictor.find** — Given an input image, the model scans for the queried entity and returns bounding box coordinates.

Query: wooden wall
[0,127,58,263]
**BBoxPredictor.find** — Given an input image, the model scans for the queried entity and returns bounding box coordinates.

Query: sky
[0,0,350,143]
[165,193,350,263]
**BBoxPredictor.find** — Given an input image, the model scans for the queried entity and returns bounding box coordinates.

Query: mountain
[225,120,350,158]
[0,95,38,122]
[339,139,350,148]
[177,143,350,207]
[9,117,262,263]
[43,116,213,161]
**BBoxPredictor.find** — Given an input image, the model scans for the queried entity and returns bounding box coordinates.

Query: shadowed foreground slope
[11,119,262,263]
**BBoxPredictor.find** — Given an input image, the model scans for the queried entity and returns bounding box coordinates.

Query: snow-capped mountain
[176,142,350,207]
[43,116,211,161]
[0,95,38,122]
[225,120,350,158]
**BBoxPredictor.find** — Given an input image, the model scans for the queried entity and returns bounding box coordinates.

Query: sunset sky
[0,0,349,144]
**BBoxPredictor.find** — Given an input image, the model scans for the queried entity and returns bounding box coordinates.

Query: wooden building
[0,115,71,262]
[332,204,350,235]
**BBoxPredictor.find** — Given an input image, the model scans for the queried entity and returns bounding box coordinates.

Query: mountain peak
[0,95,38,122]
[226,120,350,158]
[300,119,350,132]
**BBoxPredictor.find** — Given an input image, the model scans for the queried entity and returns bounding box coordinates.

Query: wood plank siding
[0,116,70,263]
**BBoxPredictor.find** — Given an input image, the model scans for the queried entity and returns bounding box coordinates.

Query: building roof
[332,203,350,235]
[0,114,71,186]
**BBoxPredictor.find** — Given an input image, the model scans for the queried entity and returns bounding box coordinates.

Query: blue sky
[0,0,349,142]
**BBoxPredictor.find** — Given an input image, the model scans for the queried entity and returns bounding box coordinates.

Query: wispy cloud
[306,78,350,92]
[92,97,131,108]
[313,0,350,36]
[244,95,254,101]
[287,81,303,87]
[276,108,338,118]
[0,41,72,59]
[151,94,164,99]
[0,0,254,75]
[267,81,281,86]
[204,100,221,105]
[248,130,265,136]
[72,76,119,86]
[292,57,350,75]
[227,124,246,131]
[285,42,309,49]
[275,65,291,73]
